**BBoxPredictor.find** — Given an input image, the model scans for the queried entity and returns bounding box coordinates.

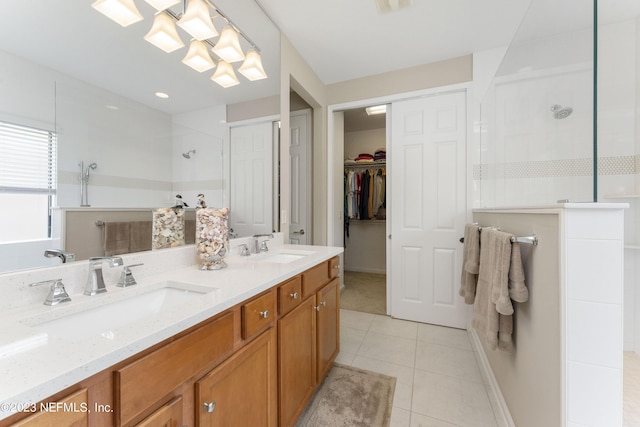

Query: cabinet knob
[259,310,269,319]
[290,292,299,299]
[333,264,341,269]
[203,401,216,413]
[320,301,327,306]
[314,305,321,312]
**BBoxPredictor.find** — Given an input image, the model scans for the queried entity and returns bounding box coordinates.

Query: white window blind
[0,121,57,194]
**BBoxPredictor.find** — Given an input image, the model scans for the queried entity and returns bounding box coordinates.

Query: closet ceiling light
[91,0,143,27]
[177,0,218,40]
[238,49,267,81]
[144,0,181,11]
[92,0,267,88]
[211,60,240,88]
[366,105,387,115]
[212,26,245,63]
[144,12,185,52]
[182,39,216,72]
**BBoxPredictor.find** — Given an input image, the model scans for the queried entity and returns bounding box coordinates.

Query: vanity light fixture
[91,0,143,27]
[212,26,245,63]
[177,0,218,40]
[211,60,240,88]
[366,105,387,115]
[238,49,267,81]
[144,0,181,11]
[93,0,267,88]
[144,12,185,53]
[182,39,216,72]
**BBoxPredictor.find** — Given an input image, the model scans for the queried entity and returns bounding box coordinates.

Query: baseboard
[343,267,386,275]
[468,328,515,427]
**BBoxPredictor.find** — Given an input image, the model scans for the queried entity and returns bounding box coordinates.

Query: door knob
[203,401,216,413]
[293,229,305,235]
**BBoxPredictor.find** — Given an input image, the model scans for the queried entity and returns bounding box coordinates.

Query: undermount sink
[253,249,315,264]
[21,281,217,342]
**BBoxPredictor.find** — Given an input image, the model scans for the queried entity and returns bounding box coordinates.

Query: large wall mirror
[0,0,280,273]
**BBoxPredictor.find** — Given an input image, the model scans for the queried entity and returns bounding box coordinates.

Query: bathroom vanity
[0,242,342,427]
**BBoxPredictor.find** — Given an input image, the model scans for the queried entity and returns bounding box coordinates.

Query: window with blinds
[0,121,57,243]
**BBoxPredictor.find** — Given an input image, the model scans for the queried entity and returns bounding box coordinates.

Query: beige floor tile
[417,322,472,351]
[390,407,412,427]
[340,325,367,355]
[410,412,460,427]
[358,330,417,368]
[412,370,497,427]
[340,308,376,331]
[370,314,419,340]
[415,341,482,383]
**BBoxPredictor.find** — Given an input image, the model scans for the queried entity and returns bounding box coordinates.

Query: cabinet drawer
[301,261,330,298]
[116,312,234,427]
[328,256,341,279]
[278,276,302,316]
[242,290,275,340]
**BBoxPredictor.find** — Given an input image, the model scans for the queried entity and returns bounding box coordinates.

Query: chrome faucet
[29,279,72,306]
[252,233,274,254]
[85,256,124,296]
[44,249,75,263]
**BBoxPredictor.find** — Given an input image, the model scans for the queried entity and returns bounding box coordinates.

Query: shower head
[550,104,573,119]
[182,149,196,159]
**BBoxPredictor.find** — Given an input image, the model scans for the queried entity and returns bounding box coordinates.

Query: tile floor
[625,351,640,426]
[337,309,498,427]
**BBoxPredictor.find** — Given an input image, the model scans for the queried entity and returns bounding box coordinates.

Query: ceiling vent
[375,0,413,14]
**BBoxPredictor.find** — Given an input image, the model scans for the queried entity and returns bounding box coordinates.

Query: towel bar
[459,230,539,245]
[95,220,104,226]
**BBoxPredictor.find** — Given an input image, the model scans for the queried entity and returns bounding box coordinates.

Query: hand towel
[103,221,130,256]
[471,228,499,350]
[508,242,528,303]
[490,230,516,316]
[459,224,480,304]
[471,228,515,352]
[129,221,153,253]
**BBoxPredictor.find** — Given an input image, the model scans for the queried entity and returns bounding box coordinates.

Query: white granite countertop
[0,243,343,420]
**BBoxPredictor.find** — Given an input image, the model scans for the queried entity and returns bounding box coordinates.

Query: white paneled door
[289,110,312,244]
[229,122,273,237]
[390,91,467,328]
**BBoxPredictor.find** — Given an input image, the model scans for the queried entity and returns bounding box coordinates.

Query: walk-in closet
[340,105,387,315]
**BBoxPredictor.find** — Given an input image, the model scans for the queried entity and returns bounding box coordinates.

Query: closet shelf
[344,161,386,168]
[348,219,386,223]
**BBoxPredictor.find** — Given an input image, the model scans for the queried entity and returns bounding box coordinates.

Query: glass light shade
[144,0,181,11]
[212,26,245,63]
[144,12,185,53]
[177,0,218,40]
[238,49,267,81]
[211,61,240,88]
[91,0,143,27]
[182,40,216,72]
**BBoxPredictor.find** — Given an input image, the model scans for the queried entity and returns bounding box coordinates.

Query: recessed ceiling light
[155,92,169,99]
[105,104,119,110]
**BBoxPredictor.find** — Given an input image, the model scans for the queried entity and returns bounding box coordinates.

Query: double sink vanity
[0,238,343,426]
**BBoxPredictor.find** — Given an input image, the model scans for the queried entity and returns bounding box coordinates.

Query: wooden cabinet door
[11,389,89,427]
[135,397,182,427]
[278,296,317,427]
[196,328,277,427]
[316,278,340,382]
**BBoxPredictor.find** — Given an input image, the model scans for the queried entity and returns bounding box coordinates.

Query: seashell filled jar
[152,207,185,249]
[196,207,229,270]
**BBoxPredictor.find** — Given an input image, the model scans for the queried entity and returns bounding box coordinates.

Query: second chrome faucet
[85,256,124,296]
